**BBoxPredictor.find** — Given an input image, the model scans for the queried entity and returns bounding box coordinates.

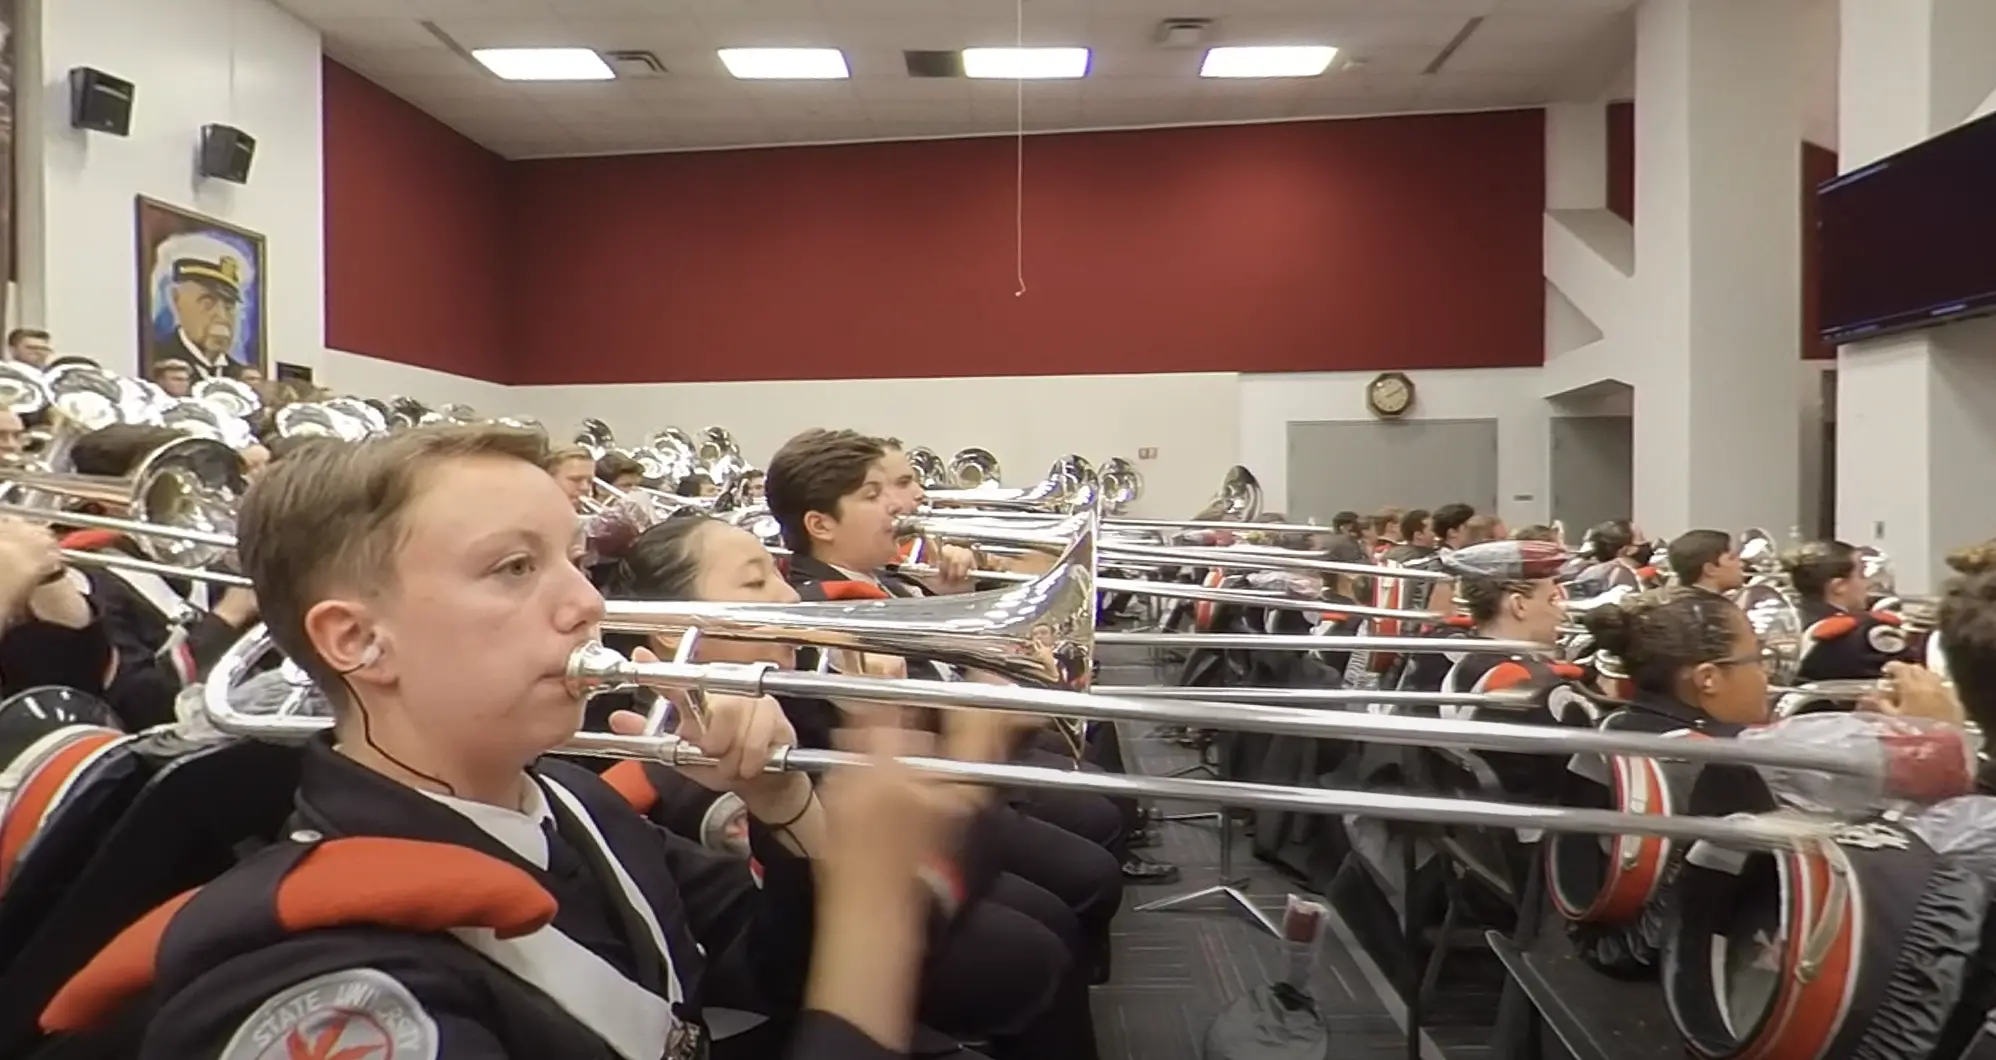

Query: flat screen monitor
[1817,109,1996,344]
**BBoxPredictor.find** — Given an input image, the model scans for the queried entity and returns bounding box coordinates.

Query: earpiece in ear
[358,639,383,668]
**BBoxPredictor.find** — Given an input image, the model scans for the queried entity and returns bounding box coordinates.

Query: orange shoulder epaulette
[57,529,122,552]
[42,837,555,1034]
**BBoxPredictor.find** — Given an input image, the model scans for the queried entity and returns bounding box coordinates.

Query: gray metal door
[1285,419,1500,523]
[1549,415,1633,533]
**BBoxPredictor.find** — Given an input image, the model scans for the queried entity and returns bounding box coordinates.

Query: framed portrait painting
[134,196,267,380]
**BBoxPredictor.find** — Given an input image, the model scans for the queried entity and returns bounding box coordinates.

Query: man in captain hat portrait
[143,232,257,380]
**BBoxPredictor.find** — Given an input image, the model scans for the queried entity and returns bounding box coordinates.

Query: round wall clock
[1365,371,1415,418]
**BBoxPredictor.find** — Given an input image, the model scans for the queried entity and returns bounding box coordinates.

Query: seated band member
[59,424,260,726]
[1460,513,1507,546]
[779,430,1171,883]
[1430,503,1476,552]
[61,425,988,1060]
[1434,540,1574,798]
[1784,540,1920,682]
[876,439,976,593]
[0,516,111,695]
[605,515,1101,1060]
[1664,529,1745,595]
[597,451,646,495]
[1568,520,1649,595]
[1568,590,1971,977]
[544,445,597,512]
[1937,543,1996,790]
[761,430,1139,948]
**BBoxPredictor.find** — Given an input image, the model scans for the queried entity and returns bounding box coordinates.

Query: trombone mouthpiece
[566,641,633,692]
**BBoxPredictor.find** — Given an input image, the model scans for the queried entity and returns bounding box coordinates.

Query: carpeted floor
[1093,646,1508,1060]
[1093,652,1482,1060]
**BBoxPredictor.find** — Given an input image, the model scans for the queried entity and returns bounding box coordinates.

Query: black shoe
[1122,855,1180,884]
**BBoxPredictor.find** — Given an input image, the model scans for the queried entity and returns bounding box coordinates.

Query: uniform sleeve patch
[1867,623,1908,656]
[219,968,439,1060]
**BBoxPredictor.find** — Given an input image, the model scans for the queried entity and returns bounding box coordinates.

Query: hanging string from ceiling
[1012,0,1027,297]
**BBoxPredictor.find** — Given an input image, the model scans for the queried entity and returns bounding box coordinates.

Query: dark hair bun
[1579,601,1635,659]
[1948,541,1996,576]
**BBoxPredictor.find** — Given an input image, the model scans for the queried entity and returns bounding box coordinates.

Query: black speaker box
[68,67,134,136]
[198,124,256,184]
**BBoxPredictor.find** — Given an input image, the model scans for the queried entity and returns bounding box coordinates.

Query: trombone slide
[200,626,1843,854]
[564,644,1883,778]
[556,729,1837,852]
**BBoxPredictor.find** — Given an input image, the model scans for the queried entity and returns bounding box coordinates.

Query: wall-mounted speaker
[68,67,134,136]
[197,124,256,184]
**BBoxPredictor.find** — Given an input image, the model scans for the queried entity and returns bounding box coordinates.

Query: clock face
[1369,373,1412,415]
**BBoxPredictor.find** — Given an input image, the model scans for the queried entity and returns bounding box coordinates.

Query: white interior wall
[1238,368,1555,529]
[14,0,325,379]
[320,351,512,416]
[489,373,1238,520]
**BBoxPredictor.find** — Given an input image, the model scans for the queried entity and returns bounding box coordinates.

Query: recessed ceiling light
[1200,45,1339,79]
[472,47,615,82]
[961,47,1091,80]
[718,48,851,80]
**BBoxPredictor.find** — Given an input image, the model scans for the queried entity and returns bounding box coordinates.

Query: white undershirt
[421,779,556,870]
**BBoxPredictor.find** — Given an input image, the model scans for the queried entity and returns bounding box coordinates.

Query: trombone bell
[601,513,1099,689]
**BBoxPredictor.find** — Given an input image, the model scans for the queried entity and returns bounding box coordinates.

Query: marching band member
[0,409,26,458]
[1581,589,1966,795]
[1566,589,1972,978]
[43,424,990,1060]
[1785,539,1921,681]
[59,424,259,726]
[1662,529,1745,595]
[1381,509,1434,563]
[1461,513,1508,546]
[761,429,1141,964]
[1430,503,1477,552]
[1937,545,1996,782]
[0,515,110,696]
[1432,540,1575,796]
[543,445,598,512]
[1568,520,1650,595]
[604,514,1102,1060]
[875,438,976,593]
[596,451,646,494]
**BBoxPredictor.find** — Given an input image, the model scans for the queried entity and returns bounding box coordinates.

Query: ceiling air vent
[903,50,963,78]
[1154,19,1213,48]
[605,50,666,78]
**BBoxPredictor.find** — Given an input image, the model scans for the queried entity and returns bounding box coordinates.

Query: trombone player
[82,423,1006,1060]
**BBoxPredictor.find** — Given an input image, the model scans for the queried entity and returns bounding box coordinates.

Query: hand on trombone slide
[1859,661,1965,726]
[610,646,815,830]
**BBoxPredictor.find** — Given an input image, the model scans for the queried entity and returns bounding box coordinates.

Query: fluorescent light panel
[718,48,850,79]
[1200,45,1338,79]
[961,47,1090,79]
[473,47,615,82]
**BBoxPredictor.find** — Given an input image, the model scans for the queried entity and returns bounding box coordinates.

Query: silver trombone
[199,625,1860,852]
[603,515,1541,691]
[0,435,247,570]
